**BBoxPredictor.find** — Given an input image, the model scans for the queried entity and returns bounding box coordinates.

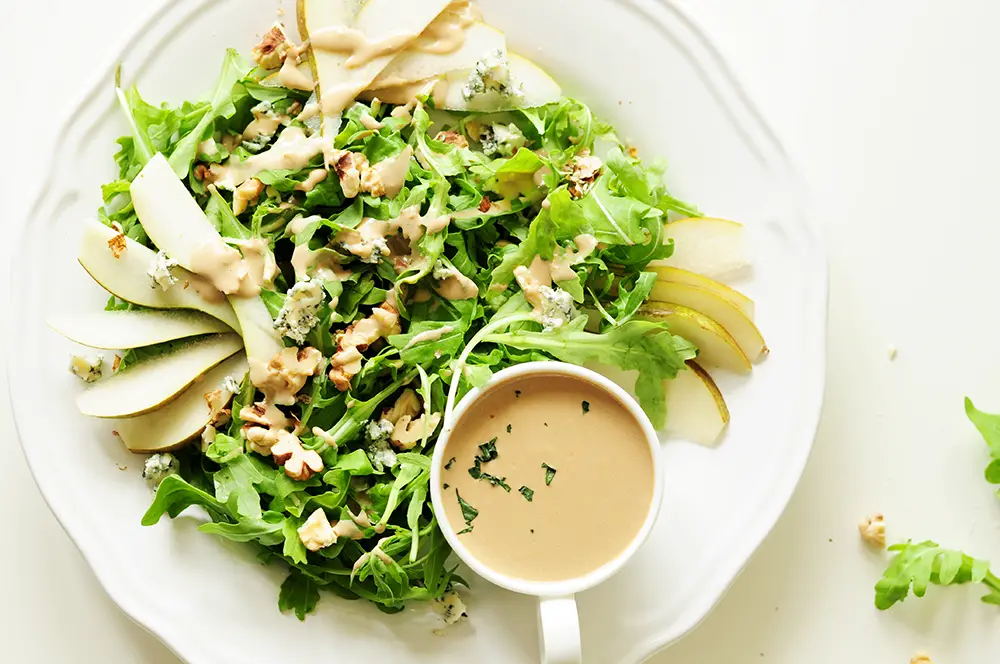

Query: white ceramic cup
[430,361,664,664]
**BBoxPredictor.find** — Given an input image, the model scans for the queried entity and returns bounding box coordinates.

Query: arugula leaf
[874,540,1000,609]
[485,318,697,427]
[455,489,478,533]
[965,398,1000,492]
[278,570,321,621]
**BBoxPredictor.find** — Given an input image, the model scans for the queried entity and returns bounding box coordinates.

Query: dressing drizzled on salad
[67,0,711,623]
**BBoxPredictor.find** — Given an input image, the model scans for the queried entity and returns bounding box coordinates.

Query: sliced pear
[648,282,767,362]
[130,154,234,274]
[371,21,506,89]
[77,334,243,418]
[300,0,452,124]
[653,218,750,282]
[47,310,231,350]
[129,153,282,368]
[650,265,754,318]
[113,353,248,453]
[361,78,436,104]
[638,302,751,374]
[298,0,355,138]
[664,361,730,446]
[435,52,562,111]
[78,221,240,331]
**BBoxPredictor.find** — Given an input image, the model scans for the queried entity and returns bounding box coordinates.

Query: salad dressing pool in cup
[431,362,664,664]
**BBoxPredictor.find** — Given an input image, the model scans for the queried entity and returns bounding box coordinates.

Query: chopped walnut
[271,430,323,480]
[232,178,265,216]
[567,153,604,199]
[252,23,291,70]
[328,303,401,391]
[108,231,127,258]
[361,165,386,197]
[245,425,281,456]
[391,412,442,450]
[192,163,211,182]
[257,346,324,407]
[858,513,886,548]
[478,195,492,213]
[335,152,366,199]
[435,130,469,149]
[382,388,421,425]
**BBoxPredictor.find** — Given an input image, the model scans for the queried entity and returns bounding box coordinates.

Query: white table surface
[5,0,1000,661]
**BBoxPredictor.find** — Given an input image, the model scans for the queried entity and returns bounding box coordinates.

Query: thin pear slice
[48,310,231,350]
[435,52,562,111]
[654,218,750,282]
[648,282,767,362]
[129,153,282,368]
[300,0,452,123]
[664,361,730,446]
[78,221,239,331]
[130,154,234,275]
[650,265,755,318]
[639,302,751,374]
[77,334,243,418]
[113,353,248,453]
[298,0,355,138]
[371,21,506,89]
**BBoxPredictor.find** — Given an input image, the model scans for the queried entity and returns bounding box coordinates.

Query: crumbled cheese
[536,286,577,330]
[366,419,397,470]
[858,513,886,549]
[432,589,468,625]
[142,453,179,490]
[70,354,104,383]
[478,123,526,158]
[146,251,179,291]
[462,50,523,102]
[274,279,325,344]
[223,375,242,394]
[298,508,337,551]
[432,259,454,282]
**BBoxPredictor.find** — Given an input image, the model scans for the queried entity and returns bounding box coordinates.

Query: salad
[53,0,767,621]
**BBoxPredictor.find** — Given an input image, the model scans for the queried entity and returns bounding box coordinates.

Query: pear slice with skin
[587,360,729,445]
[78,220,240,331]
[648,282,767,362]
[434,52,562,111]
[113,353,248,453]
[653,218,750,282]
[664,361,730,446]
[48,310,231,350]
[77,334,243,418]
[638,302,751,374]
[371,21,506,89]
[650,265,755,319]
[299,0,452,124]
[128,153,283,369]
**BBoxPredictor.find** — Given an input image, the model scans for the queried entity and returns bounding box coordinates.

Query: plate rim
[7,1,828,662]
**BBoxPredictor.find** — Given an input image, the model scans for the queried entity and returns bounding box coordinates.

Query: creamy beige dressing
[242,106,283,141]
[295,169,329,192]
[336,218,391,260]
[232,238,279,289]
[409,0,480,54]
[287,214,321,236]
[388,203,448,245]
[434,268,479,300]
[190,242,259,298]
[277,45,316,91]
[403,325,454,348]
[359,112,384,130]
[211,127,331,188]
[440,374,654,582]
[296,102,322,122]
[310,26,417,69]
[374,145,413,198]
[291,244,352,283]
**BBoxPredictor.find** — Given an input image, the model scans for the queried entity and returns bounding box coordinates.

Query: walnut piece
[391,412,442,450]
[382,388,421,425]
[108,232,127,258]
[232,178,265,216]
[328,303,400,391]
[858,513,886,548]
[252,23,291,70]
[435,130,469,149]
[271,430,323,480]
[335,152,366,199]
[567,153,604,199]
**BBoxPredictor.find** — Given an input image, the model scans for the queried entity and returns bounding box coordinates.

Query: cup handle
[537,595,582,664]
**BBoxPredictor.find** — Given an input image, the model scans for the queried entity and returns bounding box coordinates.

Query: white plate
[8,0,826,662]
